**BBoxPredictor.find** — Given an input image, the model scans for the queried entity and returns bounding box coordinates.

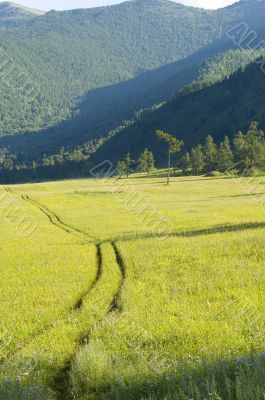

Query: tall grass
[2,175,265,399]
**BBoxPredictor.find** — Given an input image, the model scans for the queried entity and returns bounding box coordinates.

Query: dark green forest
[2,0,265,161]
[91,54,265,166]
[2,0,265,182]
[0,0,220,141]
[1,120,265,184]
[3,49,265,182]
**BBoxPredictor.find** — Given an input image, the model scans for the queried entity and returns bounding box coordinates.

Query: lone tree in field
[138,148,155,175]
[191,145,205,175]
[156,130,183,184]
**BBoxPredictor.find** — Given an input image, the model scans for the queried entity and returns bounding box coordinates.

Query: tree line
[0,121,264,184]
[117,122,265,184]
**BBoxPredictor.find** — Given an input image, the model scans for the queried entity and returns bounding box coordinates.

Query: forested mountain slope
[0,0,220,139]
[91,55,265,166]
[2,0,265,159]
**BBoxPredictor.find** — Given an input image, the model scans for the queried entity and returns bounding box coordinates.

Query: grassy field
[1,174,265,399]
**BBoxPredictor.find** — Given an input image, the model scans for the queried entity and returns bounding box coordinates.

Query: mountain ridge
[0,1,45,22]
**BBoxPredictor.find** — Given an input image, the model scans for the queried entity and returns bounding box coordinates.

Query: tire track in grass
[1,244,101,365]
[0,242,103,395]
[3,188,127,399]
[60,242,127,400]
[54,242,126,400]
[73,244,103,311]
[50,243,105,399]
[4,187,93,240]
[2,243,123,400]
[4,187,14,194]
[109,241,126,312]
[12,189,99,314]
[0,189,100,361]
[55,242,127,399]
[22,194,95,241]
[20,191,101,312]
[0,244,103,397]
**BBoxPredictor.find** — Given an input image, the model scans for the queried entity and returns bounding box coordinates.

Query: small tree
[138,152,145,174]
[203,135,217,172]
[138,148,155,175]
[217,136,234,172]
[117,160,127,177]
[179,151,191,175]
[156,130,183,184]
[124,152,134,178]
[233,131,246,165]
[191,145,205,175]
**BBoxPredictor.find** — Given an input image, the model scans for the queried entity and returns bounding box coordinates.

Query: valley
[1,1,265,399]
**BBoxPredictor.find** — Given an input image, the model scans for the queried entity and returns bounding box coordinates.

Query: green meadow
[1,174,265,399]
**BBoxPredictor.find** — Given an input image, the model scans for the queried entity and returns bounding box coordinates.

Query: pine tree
[117,160,127,177]
[217,136,234,172]
[156,130,183,184]
[138,148,155,175]
[233,131,246,167]
[138,153,145,174]
[234,121,265,170]
[203,135,217,172]
[191,145,204,175]
[179,152,191,174]
[124,152,134,178]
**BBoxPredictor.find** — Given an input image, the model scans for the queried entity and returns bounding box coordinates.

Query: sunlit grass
[0,189,97,360]
[71,229,265,399]
[1,174,265,399]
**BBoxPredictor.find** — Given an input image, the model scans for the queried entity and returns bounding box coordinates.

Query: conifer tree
[203,135,217,172]
[124,152,134,178]
[156,130,183,184]
[117,160,127,177]
[217,136,234,172]
[180,152,191,174]
[234,121,265,169]
[191,145,204,175]
[138,149,155,175]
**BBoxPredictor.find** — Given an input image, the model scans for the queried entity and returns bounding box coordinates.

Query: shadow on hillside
[109,221,265,243]
[0,33,235,160]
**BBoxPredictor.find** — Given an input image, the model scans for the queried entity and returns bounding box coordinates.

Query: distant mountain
[0,2,45,23]
[1,0,265,161]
